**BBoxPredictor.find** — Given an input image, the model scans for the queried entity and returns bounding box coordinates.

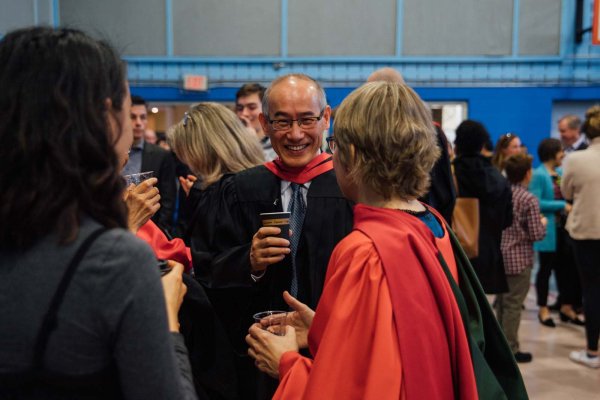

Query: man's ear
[322,105,332,130]
[104,97,113,111]
[258,113,270,137]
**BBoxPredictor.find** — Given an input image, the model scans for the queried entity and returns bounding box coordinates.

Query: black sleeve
[187,176,257,289]
[420,125,456,224]
[171,333,202,400]
[502,184,514,230]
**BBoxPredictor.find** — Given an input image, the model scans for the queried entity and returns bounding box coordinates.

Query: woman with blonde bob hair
[246,82,527,399]
[169,102,264,190]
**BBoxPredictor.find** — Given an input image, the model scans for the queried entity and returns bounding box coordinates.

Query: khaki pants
[495,268,532,353]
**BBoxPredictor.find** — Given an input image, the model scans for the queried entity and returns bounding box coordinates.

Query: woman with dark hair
[453,120,513,294]
[561,105,600,368]
[529,138,582,327]
[0,27,197,399]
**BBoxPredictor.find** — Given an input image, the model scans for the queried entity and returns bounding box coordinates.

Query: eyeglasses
[267,108,325,131]
[326,136,336,153]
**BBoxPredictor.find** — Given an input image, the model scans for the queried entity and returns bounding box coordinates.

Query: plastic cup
[123,171,154,186]
[253,311,287,336]
[260,212,290,241]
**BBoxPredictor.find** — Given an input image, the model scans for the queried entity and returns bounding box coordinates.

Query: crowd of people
[1,26,599,400]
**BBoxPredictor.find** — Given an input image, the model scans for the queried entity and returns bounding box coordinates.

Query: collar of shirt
[131,139,144,151]
[565,135,587,153]
[280,180,312,212]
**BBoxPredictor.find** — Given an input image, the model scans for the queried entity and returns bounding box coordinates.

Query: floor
[512,288,600,399]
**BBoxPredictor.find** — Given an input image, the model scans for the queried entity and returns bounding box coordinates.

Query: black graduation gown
[420,124,456,224]
[187,165,354,353]
[453,154,513,294]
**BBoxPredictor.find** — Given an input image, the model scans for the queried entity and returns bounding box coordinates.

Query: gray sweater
[0,218,197,399]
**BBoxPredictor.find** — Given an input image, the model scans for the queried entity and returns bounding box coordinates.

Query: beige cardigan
[561,136,600,240]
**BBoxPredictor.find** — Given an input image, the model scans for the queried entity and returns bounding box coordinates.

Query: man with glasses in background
[190,74,353,399]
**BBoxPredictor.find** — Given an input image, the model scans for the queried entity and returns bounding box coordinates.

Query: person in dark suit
[123,95,177,234]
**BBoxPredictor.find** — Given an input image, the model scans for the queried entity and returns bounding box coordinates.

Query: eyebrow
[272,111,319,118]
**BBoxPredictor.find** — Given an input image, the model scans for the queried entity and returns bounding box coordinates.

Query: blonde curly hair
[334,82,440,200]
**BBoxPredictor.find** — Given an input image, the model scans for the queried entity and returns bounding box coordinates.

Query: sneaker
[514,351,533,363]
[569,350,600,368]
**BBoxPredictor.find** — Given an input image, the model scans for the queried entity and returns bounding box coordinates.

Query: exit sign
[183,74,208,91]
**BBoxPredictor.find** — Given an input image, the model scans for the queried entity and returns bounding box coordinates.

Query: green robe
[439,228,529,400]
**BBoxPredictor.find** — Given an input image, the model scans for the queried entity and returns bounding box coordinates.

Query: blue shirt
[122,140,144,176]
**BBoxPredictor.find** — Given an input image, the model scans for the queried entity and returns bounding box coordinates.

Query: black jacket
[141,142,177,234]
[453,155,513,294]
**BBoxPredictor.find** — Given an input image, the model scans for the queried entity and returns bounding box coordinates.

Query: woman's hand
[283,291,314,349]
[124,177,160,233]
[161,261,187,332]
[178,175,197,197]
[246,324,299,379]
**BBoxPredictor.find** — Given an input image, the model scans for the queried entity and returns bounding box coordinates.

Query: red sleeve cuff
[279,351,303,377]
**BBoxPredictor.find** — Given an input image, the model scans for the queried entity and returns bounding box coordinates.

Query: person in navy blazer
[124,96,177,234]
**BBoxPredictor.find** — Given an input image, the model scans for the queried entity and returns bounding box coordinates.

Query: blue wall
[132,84,600,165]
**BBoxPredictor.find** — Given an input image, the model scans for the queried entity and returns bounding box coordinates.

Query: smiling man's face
[260,77,330,168]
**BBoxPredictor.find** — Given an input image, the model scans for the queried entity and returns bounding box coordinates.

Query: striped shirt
[501,184,546,275]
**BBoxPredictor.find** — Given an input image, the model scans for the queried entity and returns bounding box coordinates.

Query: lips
[285,144,309,152]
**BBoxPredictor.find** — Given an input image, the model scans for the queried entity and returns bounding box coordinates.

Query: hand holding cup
[124,176,160,233]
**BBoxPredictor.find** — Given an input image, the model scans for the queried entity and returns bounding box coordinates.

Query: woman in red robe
[246,82,527,399]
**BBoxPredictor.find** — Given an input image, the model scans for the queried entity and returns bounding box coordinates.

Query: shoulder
[564,150,588,166]
[309,169,345,198]
[530,167,547,183]
[90,228,155,268]
[532,165,544,176]
[518,188,538,206]
[143,142,170,159]
[327,230,384,280]
[79,220,157,282]
[234,165,280,201]
[331,230,378,263]
[235,165,273,183]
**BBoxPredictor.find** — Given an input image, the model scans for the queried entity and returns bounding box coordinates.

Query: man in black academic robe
[188,74,353,399]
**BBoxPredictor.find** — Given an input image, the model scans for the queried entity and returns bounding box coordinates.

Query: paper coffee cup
[260,211,290,241]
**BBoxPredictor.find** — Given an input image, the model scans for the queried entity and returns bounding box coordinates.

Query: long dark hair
[0,27,128,250]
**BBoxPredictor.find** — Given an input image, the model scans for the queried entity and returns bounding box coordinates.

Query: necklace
[396,208,425,216]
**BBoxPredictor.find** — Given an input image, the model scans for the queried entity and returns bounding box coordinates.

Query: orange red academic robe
[274,204,478,400]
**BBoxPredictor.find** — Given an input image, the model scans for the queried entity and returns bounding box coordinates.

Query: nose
[286,121,304,141]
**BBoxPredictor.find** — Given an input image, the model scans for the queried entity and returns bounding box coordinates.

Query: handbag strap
[32,227,108,370]
[451,164,461,197]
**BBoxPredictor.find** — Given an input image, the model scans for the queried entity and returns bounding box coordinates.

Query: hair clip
[183,111,190,127]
